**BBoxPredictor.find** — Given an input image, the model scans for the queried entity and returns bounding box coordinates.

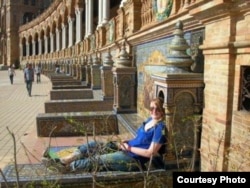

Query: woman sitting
[42,98,167,173]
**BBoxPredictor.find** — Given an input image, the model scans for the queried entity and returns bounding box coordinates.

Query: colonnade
[20,0,112,58]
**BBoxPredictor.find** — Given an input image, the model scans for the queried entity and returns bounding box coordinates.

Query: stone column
[19,43,23,58]
[26,42,30,56]
[68,17,74,47]
[72,59,77,78]
[101,49,114,100]
[76,8,83,43]
[50,32,54,52]
[84,0,89,38]
[85,55,92,87]
[69,61,73,76]
[75,58,81,80]
[102,0,110,25]
[112,41,136,113]
[61,24,66,49]
[97,0,103,28]
[119,0,128,8]
[44,36,48,54]
[81,56,87,81]
[38,38,42,55]
[56,28,61,51]
[88,0,93,36]
[91,52,101,89]
[32,41,36,55]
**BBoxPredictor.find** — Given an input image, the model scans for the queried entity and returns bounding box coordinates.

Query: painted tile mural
[134,33,192,118]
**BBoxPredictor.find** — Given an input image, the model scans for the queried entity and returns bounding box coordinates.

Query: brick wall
[200,4,250,171]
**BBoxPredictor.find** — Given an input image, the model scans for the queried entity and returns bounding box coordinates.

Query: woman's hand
[119,142,130,151]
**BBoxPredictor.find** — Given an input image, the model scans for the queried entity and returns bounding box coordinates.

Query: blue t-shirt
[127,117,167,164]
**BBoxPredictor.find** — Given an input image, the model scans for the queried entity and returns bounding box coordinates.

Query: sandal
[47,162,70,174]
[42,157,70,173]
[41,157,53,167]
[42,148,50,158]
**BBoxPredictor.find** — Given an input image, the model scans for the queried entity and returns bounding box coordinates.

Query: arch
[75,0,84,9]
[57,15,62,29]
[28,35,33,56]
[158,90,165,103]
[45,26,51,53]
[67,0,76,19]
[174,89,197,104]
[40,29,45,54]
[61,7,69,25]
[51,20,57,33]
[34,32,39,55]
[45,26,51,37]
[21,37,27,57]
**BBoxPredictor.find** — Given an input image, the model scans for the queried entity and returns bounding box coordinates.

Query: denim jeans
[36,73,41,83]
[9,75,14,84]
[26,80,32,96]
[70,141,141,172]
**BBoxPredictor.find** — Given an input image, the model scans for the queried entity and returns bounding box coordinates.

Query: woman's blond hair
[150,97,165,117]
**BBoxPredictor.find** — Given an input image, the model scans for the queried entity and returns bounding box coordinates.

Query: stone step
[44,99,113,113]
[50,89,93,100]
[50,78,75,82]
[52,84,89,89]
[51,80,82,86]
[36,111,118,137]
[49,73,72,78]
[50,75,74,80]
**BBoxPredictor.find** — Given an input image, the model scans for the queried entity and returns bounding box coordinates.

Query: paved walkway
[0,69,52,169]
[0,70,86,170]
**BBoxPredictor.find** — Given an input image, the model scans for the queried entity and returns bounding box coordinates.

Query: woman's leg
[70,151,141,172]
[61,141,103,164]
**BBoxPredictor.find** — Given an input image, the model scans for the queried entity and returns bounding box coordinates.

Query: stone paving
[0,69,52,169]
[0,69,103,171]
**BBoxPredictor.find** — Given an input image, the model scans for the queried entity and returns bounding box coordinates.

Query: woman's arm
[120,142,162,158]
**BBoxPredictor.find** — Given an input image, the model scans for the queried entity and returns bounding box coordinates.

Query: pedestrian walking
[8,65,16,84]
[35,65,42,83]
[24,63,34,96]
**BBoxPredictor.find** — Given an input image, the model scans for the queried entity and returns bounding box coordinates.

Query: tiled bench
[44,99,113,113]
[52,80,82,86]
[50,75,74,80]
[49,73,73,78]
[1,114,173,188]
[36,111,118,137]
[0,164,169,188]
[50,89,93,100]
[52,85,89,89]
[51,80,89,89]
